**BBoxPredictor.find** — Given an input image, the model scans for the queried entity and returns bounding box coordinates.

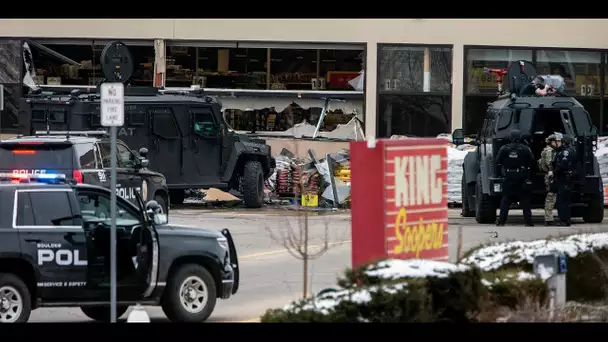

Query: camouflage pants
[544,173,556,222]
[545,192,557,222]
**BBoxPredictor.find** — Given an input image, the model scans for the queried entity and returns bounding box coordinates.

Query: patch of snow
[365,259,470,280]
[516,271,538,281]
[462,232,608,272]
[283,282,408,316]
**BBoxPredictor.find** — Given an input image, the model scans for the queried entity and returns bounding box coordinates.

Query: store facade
[2,19,608,137]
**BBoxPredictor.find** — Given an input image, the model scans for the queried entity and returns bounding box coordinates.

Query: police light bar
[0,173,67,182]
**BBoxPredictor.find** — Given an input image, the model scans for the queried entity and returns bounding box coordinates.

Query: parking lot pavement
[29,208,608,322]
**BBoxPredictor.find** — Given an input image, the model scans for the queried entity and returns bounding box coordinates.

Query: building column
[153,39,166,88]
[365,41,378,138]
[451,44,464,131]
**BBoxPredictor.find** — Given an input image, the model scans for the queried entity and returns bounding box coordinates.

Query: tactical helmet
[553,132,563,141]
[562,134,573,145]
[509,129,522,141]
[545,134,556,144]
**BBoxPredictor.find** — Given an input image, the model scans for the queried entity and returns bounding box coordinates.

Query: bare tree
[265,141,339,299]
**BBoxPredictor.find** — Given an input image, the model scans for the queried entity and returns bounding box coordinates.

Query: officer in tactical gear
[519,75,557,97]
[538,133,560,226]
[553,133,577,226]
[496,129,536,226]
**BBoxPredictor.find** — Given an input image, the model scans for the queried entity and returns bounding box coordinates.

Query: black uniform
[553,135,577,226]
[496,130,535,226]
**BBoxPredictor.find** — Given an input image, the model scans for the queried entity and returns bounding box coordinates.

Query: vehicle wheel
[242,160,264,208]
[169,190,185,205]
[162,264,217,323]
[0,273,32,323]
[461,174,475,217]
[584,195,605,223]
[475,174,496,224]
[80,306,129,322]
[154,194,168,215]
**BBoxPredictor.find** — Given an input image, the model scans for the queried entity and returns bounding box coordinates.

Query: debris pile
[266,148,351,209]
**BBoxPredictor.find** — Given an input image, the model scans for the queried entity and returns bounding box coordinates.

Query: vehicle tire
[169,190,185,205]
[583,195,605,223]
[475,174,496,224]
[242,160,264,209]
[80,305,129,322]
[0,273,32,323]
[461,174,475,217]
[162,264,217,323]
[154,194,168,215]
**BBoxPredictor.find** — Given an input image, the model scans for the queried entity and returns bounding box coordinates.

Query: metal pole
[110,126,118,323]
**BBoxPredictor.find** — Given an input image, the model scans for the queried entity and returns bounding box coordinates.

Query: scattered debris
[267,148,352,209]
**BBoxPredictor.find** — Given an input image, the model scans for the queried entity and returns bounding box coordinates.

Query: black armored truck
[452,60,603,224]
[0,173,239,323]
[19,41,275,208]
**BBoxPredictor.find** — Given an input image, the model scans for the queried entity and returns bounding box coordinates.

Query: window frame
[375,43,454,138]
[73,142,99,170]
[463,45,608,134]
[151,108,181,139]
[189,107,217,137]
[115,141,138,169]
[13,189,81,229]
[76,189,140,223]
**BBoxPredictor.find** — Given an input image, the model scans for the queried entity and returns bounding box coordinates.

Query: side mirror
[590,126,598,136]
[452,128,465,145]
[145,200,167,225]
[140,159,150,168]
[138,147,149,158]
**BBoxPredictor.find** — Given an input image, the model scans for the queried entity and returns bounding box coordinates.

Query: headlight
[217,237,229,251]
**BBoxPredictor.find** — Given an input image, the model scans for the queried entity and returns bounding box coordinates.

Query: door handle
[25,239,41,243]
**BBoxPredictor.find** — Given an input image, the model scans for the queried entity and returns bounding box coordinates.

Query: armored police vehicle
[19,41,275,208]
[0,131,169,214]
[452,60,603,224]
[0,173,239,323]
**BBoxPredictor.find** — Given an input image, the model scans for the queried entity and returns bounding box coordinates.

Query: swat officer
[553,134,577,226]
[538,133,559,226]
[496,129,535,226]
[519,75,557,96]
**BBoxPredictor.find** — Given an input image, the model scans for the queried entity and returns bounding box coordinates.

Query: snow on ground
[365,259,469,280]
[280,256,546,316]
[283,282,408,317]
[461,232,608,272]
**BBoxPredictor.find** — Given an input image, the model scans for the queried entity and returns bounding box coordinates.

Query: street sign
[100,82,124,322]
[100,83,124,127]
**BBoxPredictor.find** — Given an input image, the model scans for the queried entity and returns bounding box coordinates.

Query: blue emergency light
[35,173,66,180]
[0,173,67,183]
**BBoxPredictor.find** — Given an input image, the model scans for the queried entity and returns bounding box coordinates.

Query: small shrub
[482,269,548,308]
[461,232,608,302]
[261,279,435,323]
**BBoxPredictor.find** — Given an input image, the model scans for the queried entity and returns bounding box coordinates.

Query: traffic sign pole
[110,125,117,323]
[100,82,125,323]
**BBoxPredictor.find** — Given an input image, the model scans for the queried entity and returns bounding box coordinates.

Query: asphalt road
[28,208,608,323]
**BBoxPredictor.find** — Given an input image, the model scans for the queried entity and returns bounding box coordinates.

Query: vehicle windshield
[0,143,73,172]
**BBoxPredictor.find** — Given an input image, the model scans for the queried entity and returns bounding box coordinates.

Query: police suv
[0,131,170,214]
[0,173,239,323]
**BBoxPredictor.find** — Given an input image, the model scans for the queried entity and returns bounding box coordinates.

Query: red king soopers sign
[350,138,448,268]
